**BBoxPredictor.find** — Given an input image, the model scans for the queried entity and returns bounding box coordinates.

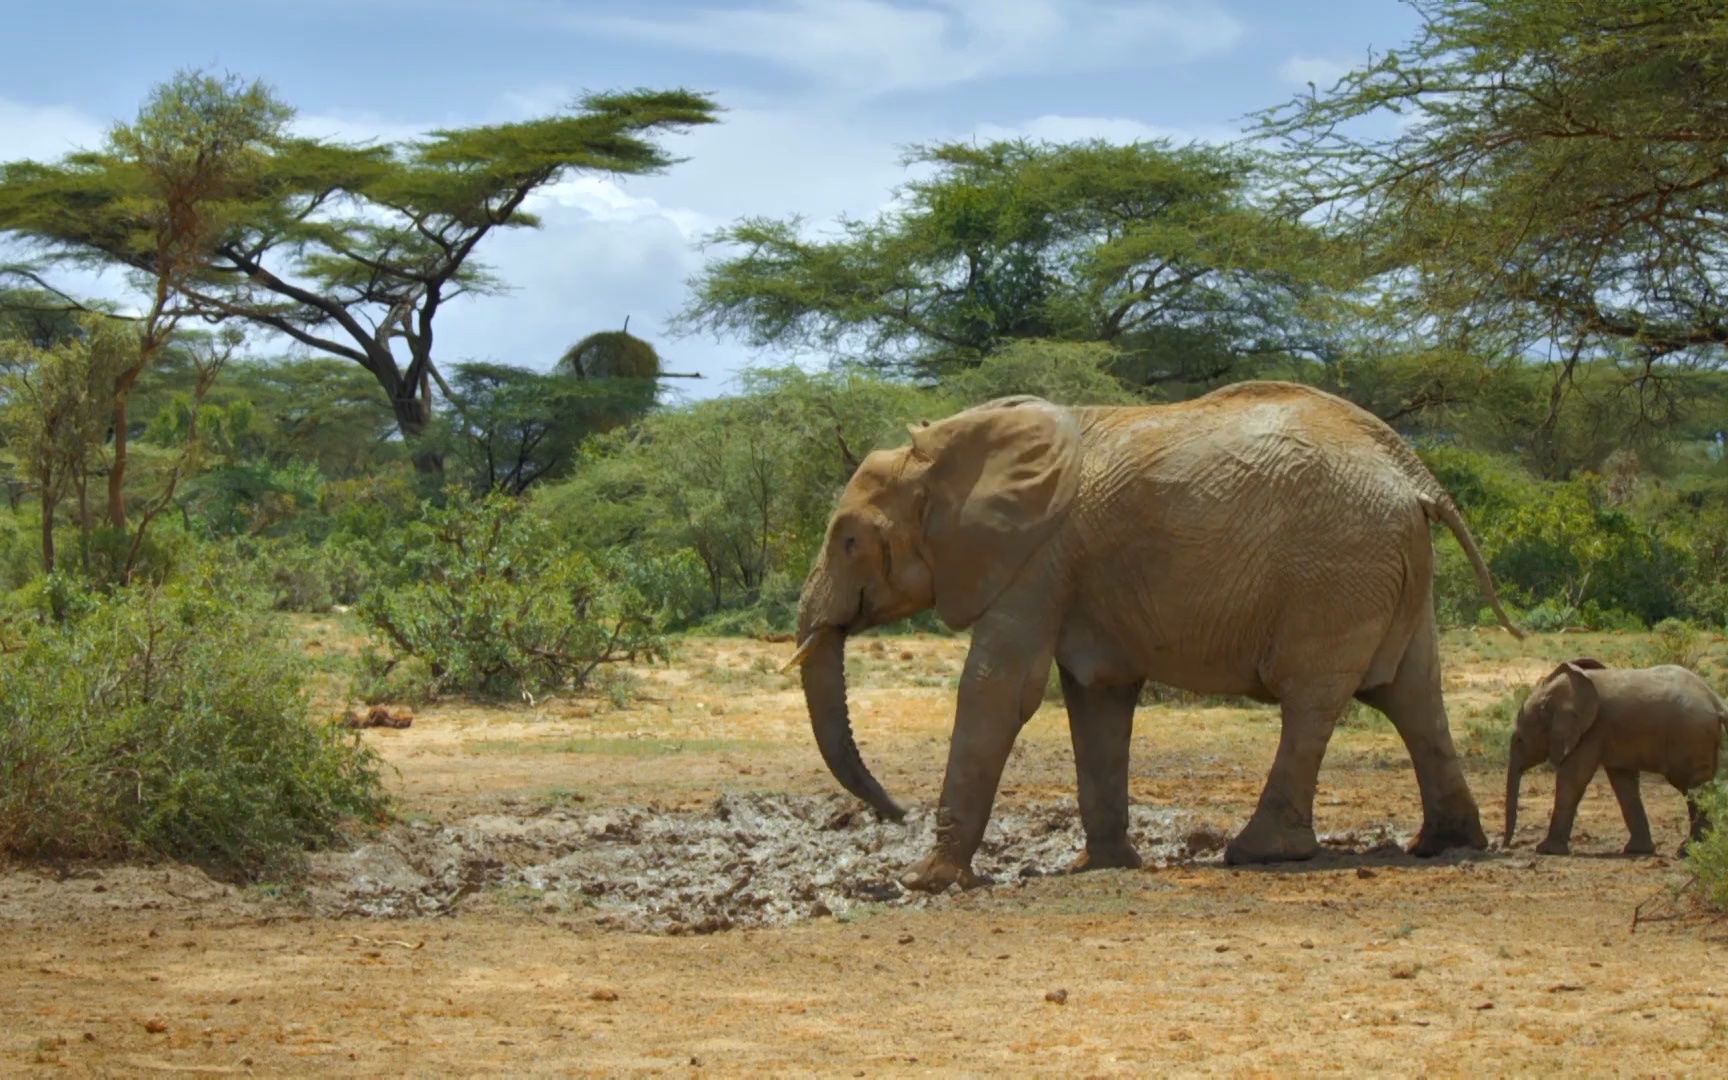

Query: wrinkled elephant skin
[793,382,1521,890]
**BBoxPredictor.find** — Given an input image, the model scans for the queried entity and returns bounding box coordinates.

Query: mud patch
[303,794,1195,933]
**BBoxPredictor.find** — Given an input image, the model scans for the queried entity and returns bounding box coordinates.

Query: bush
[0,571,385,877]
[230,535,373,613]
[1685,782,1728,913]
[1649,618,1706,668]
[359,492,703,698]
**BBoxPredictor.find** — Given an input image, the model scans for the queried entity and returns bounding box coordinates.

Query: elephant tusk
[783,631,827,673]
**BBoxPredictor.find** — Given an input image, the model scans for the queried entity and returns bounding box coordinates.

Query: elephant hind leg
[1224,680,1355,866]
[1356,615,1486,857]
[1060,668,1143,872]
[1607,768,1655,855]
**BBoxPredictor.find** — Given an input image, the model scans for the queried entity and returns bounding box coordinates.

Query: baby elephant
[1505,659,1727,856]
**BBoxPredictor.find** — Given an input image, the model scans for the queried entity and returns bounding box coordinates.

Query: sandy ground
[4,628,1728,1076]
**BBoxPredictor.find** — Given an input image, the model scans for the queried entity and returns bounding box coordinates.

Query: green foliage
[1422,446,1690,628]
[1649,619,1706,669]
[0,570,385,877]
[1263,0,1728,418]
[945,340,1142,406]
[684,138,1335,385]
[1685,782,1728,914]
[544,366,935,622]
[443,361,659,495]
[2,75,718,459]
[359,492,702,698]
[0,317,135,571]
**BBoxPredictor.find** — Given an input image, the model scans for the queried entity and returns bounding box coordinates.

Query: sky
[0,0,1422,401]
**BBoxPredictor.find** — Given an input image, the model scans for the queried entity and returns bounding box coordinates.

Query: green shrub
[0,572,385,877]
[1685,782,1728,913]
[359,492,703,698]
[1649,618,1706,668]
[349,646,438,706]
[230,535,373,613]
[0,509,41,592]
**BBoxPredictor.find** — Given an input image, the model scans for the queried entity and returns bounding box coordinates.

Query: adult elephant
[787,382,1520,892]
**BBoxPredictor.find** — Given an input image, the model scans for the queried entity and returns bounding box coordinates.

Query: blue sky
[0,0,1420,399]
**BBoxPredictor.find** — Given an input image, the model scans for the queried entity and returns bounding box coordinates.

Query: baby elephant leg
[1606,768,1655,856]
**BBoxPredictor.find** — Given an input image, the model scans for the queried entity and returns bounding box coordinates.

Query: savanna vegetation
[1,1,1726,893]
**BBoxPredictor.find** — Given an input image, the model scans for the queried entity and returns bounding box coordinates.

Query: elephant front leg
[1606,768,1654,855]
[1536,754,1597,855]
[1061,669,1143,873]
[1225,690,1349,865]
[901,634,1051,893]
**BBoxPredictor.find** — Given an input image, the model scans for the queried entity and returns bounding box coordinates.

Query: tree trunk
[108,392,130,530]
[40,490,56,575]
[390,387,443,475]
[75,473,89,573]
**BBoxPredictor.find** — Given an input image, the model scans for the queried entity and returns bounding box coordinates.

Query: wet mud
[303,794,1201,933]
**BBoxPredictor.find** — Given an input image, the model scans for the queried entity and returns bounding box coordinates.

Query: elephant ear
[910,396,1080,628]
[1548,662,1602,766]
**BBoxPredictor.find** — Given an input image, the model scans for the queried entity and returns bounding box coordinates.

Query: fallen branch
[347,934,424,950]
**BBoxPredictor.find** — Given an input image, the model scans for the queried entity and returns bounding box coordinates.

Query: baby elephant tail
[1422,495,1524,640]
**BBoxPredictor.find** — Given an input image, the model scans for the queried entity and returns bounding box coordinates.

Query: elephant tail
[1422,495,1525,640]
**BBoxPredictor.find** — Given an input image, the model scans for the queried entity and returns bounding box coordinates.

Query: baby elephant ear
[914,397,1080,628]
[1549,662,1603,766]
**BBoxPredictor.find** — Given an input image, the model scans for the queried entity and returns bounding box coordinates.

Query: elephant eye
[844,536,858,556]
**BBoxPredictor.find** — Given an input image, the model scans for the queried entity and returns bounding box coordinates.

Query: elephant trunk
[1504,742,1526,848]
[796,574,905,822]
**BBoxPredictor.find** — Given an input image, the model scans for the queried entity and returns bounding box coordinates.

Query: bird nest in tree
[561,330,661,380]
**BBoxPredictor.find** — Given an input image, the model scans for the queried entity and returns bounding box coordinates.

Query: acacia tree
[1,75,720,473]
[681,139,1337,387]
[1260,0,1728,472]
[0,73,290,527]
[0,318,133,572]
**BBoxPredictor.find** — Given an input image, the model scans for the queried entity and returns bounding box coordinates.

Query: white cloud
[1277,55,1352,89]
[0,97,106,161]
[580,0,1243,96]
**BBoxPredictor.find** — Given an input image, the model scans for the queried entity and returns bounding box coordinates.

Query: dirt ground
[5,626,1728,1075]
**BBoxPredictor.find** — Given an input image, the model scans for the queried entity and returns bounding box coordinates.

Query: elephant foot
[900,849,988,893]
[1408,814,1487,858]
[1224,817,1318,866]
[1068,839,1142,874]
[1534,837,1570,856]
[1622,838,1656,857]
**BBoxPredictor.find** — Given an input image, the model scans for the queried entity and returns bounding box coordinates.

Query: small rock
[143,1018,168,1034]
[590,989,619,1002]
[1472,1001,1494,1011]
[1214,944,1230,953]
[1045,989,1068,1005]
[1390,962,1418,980]
[1356,867,1377,880]
[1300,940,1315,949]
[897,934,915,946]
